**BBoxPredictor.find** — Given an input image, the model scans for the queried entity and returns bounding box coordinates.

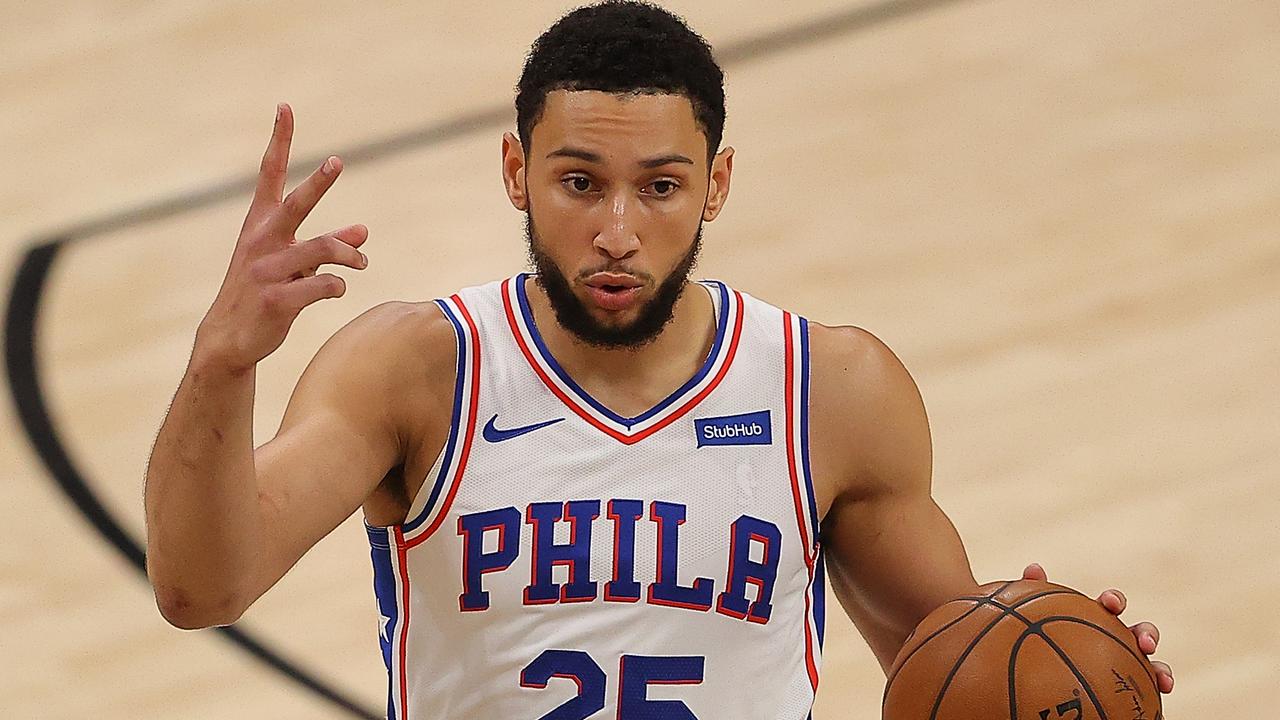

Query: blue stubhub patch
[695,410,773,448]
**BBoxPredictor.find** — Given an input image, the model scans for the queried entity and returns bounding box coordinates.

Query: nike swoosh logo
[482,414,565,443]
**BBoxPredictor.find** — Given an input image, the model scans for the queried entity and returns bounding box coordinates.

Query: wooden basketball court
[3,1,1276,717]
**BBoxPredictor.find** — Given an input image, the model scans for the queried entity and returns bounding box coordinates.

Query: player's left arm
[807,323,977,672]
[807,323,1173,692]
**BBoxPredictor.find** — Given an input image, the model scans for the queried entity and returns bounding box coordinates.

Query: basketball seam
[1008,621,1111,720]
[996,605,1160,701]
[921,589,1081,720]
[1037,616,1161,695]
[882,581,1016,699]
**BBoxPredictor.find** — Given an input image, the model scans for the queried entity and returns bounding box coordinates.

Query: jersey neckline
[501,273,744,445]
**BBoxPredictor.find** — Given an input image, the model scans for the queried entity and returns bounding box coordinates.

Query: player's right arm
[144,104,397,629]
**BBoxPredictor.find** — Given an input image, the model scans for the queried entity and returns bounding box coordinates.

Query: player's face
[503,90,732,348]
[526,212,700,348]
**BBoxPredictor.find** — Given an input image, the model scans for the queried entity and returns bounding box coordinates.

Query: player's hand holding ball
[194,103,368,373]
[882,565,1172,720]
[1021,563,1173,694]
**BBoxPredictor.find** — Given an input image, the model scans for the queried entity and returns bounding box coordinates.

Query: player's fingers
[273,273,348,312]
[277,155,342,230]
[1097,588,1126,615]
[1021,563,1047,582]
[322,222,369,249]
[290,224,369,271]
[1150,661,1174,692]
[251,103,294,217]
[262,232,368,282]
[1129,621,1159,653]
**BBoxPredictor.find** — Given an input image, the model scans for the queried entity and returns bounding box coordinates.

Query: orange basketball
[882,580,1162,720]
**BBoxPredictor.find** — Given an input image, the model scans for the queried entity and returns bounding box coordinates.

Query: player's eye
[562,176,595,194]
[646,179,679,197]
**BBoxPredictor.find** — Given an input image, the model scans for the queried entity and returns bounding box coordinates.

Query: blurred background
[3,1,1277,717]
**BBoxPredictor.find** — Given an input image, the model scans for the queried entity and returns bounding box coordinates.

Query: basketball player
[143,3,1173,717]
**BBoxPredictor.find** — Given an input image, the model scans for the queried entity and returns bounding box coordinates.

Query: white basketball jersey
[366,274,826,719]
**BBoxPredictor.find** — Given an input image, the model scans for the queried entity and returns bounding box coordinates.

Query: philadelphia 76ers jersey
[366,274,826,719]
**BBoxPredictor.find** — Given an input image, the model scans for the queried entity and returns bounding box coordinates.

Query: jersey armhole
[393,294,482,544]
[784,311,822,560]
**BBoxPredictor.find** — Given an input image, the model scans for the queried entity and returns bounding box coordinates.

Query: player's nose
[592,191,640,259]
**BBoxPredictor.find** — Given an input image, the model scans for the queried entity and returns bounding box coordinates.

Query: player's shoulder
[329,272,511,378]
[804,321,922,422]
[806,322,904,380]
[317,300,459,393]
[331,298,454,346]
[341,299,455,343]
[804,321,931,500]
[726,286,907,380]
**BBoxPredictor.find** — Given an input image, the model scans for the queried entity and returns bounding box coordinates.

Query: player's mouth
[584,273,644,312]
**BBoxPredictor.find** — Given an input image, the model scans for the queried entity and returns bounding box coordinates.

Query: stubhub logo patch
[695,410,773,448]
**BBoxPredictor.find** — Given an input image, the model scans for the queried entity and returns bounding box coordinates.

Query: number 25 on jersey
[522,649,705,720]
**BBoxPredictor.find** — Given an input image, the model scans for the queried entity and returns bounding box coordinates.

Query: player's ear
[501,132,528,211]
[703,146,734,222]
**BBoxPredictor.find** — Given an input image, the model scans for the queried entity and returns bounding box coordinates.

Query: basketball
[883,580,1162,720]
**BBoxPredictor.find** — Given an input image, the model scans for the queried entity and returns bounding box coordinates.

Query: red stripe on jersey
[802,570,820,691]
[501,278,743,445]
[783,312,815,567]
[406,294,481,549]
[784,311,820,692]
[394,527,411,716]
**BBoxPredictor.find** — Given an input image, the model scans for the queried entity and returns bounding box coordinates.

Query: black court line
[4,1,970,717]
[4,245,384,720]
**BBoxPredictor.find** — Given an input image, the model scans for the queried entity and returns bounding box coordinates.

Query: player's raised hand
[196,104,368,373]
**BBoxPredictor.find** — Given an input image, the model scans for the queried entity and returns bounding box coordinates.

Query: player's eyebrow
[547,147,695,168]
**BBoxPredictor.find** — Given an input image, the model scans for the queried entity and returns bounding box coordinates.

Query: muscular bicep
[810,324,977,671]
[247,302,453,600]
[253,393,397,578]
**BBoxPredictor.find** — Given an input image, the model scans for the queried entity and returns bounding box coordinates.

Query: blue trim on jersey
[798,317,821,546]
[402,298,469,533]
[814,548,827,649]
[366,525,399,720]
[514,273,730,428]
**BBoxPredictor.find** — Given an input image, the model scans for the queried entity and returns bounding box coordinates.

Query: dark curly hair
[516,1,726,164]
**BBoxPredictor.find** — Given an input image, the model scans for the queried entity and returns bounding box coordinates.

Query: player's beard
[525,212,702,350]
